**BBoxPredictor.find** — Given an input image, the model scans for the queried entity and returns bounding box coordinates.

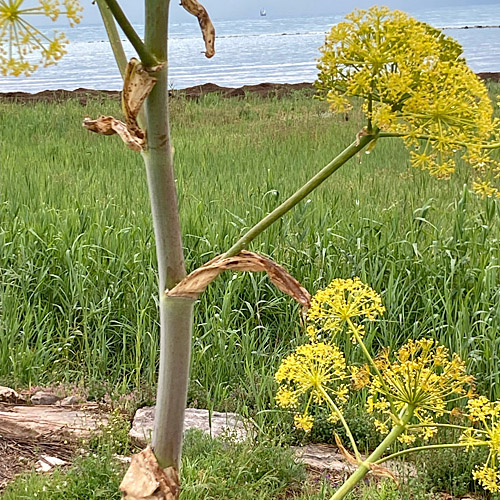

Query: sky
[80,0,500,25]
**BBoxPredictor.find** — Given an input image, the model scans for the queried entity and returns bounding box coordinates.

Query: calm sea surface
[1,4,500,92]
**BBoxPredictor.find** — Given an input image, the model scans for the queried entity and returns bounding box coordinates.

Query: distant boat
[260,8,266,16]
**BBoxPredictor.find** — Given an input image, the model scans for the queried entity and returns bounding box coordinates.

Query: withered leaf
[83,58,161,151]
[334,433,399,486]
[167,250,311,311]
[83,115,143,152]
[334,432,358,466]
[180,0,215,58]
[119,447,180,500]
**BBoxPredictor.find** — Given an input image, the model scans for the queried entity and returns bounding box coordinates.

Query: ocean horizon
[1,3,500,93]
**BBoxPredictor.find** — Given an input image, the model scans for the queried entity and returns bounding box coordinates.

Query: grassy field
[1,89,500,441]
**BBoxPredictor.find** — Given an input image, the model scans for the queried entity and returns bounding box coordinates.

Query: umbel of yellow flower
[316,6,500,197]
[366,339,473,444]
[275,342,348,432]
[307,277,384,342]
[460,396,500,492]
[0,0,82,76]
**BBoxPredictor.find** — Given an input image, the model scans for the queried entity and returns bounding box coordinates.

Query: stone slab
[0,404,107,440]
[130,407,248,446]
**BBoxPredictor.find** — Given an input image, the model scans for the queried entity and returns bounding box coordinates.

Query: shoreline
[0,82,316,104]
[2,74,500,104]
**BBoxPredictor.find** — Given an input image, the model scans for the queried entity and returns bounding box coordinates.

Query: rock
[293,443,356,474]
[0,404,108,439]
[31,391,62,405]
[0,386,25,404]
[35,455,67,472]
[130,407,249,447]
[293,443,416,479]
[59,395,81,406]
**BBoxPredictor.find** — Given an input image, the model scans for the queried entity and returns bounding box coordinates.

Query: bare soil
[0,431,75,490]
[0,82,315,105]
[1,74,498,105]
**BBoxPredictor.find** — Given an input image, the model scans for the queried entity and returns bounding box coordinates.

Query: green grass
[1,89,500,437]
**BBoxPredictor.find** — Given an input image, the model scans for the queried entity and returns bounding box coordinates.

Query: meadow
[1,88,499,450]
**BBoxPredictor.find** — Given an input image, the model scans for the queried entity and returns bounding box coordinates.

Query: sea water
[1,3,500,92]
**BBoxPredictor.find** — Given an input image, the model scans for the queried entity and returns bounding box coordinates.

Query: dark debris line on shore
[2,75,500,104]
[0,82,316,104]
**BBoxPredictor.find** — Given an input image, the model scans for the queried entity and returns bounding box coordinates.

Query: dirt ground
[1,74,499,104]
[0,432,75,490]
[0,82,315,105]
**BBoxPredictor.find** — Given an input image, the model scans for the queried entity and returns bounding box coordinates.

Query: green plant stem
[143,0,190,475]
[320,387,361,461]
[95,0,127,78]
[152,296,195,468]
[329,405,414,500]
[406,422,472,432]
[373,442,485,465]
[222,132,376,258]
[347,319,395,411]
[377,130,500,150]
[103,0,158,67]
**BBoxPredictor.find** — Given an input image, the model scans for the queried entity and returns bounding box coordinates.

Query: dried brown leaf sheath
[167,250,311,311]
[180,0,215,58]
[120,447,179,500]
[82,115,144,151]
[334,433,399,486]
[83,58,160,151]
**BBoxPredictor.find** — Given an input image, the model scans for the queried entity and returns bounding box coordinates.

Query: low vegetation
[1,89,500,497]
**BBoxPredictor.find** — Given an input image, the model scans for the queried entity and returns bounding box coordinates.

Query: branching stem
[222,132,377,258]
[102,0,158,67]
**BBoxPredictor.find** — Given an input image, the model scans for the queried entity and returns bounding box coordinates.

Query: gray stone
[0,386,25,404]
[31,391,62,405]
[59,396,82,406]
[293,443,356,474]
[130,407,249,446]
[293,443,416,479]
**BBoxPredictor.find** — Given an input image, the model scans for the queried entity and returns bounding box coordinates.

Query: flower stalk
[329,406,415,500]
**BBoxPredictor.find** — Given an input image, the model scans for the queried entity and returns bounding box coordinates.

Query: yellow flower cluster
[307,277,385,342]
[367,339,473,443]
[0,0,82,76]
[276,278,383,432]
[316,6,500,196]
[460,396,500,492]
[275,342,348,432]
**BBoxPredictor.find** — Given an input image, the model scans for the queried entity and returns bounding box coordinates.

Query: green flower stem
[103,0,158,67]
[320,387,361,461]
[222,132,376,259]
[406,422,471,432]
[373,442,486,465]
[95,0,127,78]
[329,405,415,500]
[347,318,394,410]
[377,131,500,151]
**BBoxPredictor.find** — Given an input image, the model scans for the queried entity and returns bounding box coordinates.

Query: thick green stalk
[143,0,191,472]
[153,297,195,468]
[95,0,127,78]
[329,405,414,500]
[222,133,376,258]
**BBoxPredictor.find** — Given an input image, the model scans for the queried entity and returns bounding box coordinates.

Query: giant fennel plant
[3,2,500,498]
